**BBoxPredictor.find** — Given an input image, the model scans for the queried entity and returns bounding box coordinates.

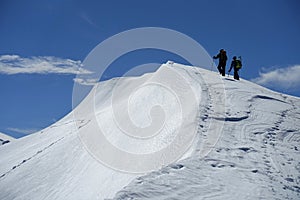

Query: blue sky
[0,0,299,138]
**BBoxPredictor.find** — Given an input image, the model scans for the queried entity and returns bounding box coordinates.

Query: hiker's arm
[213,53,220,59]
[228,61,234,72]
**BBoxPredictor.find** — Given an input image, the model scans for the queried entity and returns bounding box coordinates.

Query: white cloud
[7,127,40,135]
[0,54,92,75]
[0,55,20,61]
[73,77,98,86]
[252,65,300,92]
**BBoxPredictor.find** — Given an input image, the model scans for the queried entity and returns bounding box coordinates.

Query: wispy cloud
[0,55,92,75]
[7,127,40,135]
[252,65,300,93]
[80,12,99,29]
[73,77,99,86]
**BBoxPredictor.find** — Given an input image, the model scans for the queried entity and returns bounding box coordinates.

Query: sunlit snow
[0,63,299,200]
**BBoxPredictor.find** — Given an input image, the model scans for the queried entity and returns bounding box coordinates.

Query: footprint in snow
[169,164,185,170]
[238,147,257,153]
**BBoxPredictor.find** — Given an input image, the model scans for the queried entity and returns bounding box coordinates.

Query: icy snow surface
[0,63,299,200]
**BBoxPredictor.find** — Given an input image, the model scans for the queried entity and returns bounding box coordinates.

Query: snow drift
[0,62,299,200]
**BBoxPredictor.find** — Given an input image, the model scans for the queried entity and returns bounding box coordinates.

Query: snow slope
[113,64,300,200]
[0,63,299,200]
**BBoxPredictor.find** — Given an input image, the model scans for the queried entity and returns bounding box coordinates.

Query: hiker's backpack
[221,50,227,61]
[235,58,242,69]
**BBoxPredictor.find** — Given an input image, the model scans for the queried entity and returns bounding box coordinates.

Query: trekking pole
[211,60,214,71]
[239,56,242,79]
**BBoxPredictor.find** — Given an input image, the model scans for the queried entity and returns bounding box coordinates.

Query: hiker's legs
[234,70,239,80]
[217,64,222,74]
[221,64,226,76]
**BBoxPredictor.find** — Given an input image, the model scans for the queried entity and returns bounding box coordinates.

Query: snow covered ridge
[0,63,300,200]
[74,62,225,173]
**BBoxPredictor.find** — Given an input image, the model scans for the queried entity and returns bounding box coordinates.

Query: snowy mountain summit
[0,62,299,200]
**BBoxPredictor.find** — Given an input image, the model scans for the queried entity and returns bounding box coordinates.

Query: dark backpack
[221,51,227,61]
[235,59,242,69]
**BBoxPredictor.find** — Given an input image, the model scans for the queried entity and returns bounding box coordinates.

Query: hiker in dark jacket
[213,49,227,76]
[228,56,241,80]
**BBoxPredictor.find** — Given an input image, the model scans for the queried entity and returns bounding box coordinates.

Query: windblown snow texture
[0,63,299,200]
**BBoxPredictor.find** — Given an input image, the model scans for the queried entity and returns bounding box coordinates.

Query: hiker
[213,49,227,76]
[228,56,242,80]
